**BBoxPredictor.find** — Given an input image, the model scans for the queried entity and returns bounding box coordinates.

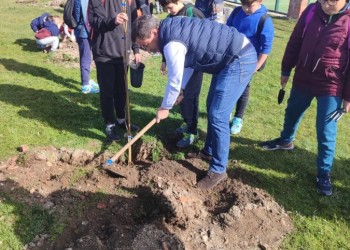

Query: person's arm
[212,0,224,14]
[136,0,151,15]
[130,0,140,56]
[63,24,71,37]
[73,0,81,24]
[343,71,350,111]
[256,53,268,72]
[160,41,187,110]
[30,17,40,32]
[88,0,119,33]
[281,4,313,78]
[257,16,274,71]
[192,7,205,19]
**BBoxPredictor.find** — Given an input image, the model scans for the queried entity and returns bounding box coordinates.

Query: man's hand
[156,107,169,123]
[115,13,128,25]
[212,3,224,14]
[174,90,184,105]
[160,62,167,75]
[280,76,289,88]
[134,53,141,64]
[343,100,350,113]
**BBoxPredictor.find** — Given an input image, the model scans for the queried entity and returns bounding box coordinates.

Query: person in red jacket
[261,0,350,196]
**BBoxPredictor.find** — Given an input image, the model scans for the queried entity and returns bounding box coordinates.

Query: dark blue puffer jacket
[159,17,245,74]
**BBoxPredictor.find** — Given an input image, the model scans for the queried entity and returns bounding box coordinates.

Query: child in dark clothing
[159,0,205,147]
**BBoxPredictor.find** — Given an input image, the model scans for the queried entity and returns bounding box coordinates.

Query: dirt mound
[0,146,293,249]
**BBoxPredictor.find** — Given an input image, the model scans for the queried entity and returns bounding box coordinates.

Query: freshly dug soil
[0,145,293,249]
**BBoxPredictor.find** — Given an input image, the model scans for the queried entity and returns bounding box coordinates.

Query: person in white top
[133,15,257,189]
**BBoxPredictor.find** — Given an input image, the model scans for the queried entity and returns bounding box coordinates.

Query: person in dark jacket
[159,0,205,148]
[88,0,141,141]
[74,0,99,94]
[261,0,350,196]
[194,0,224,23]
[133,15,257,189]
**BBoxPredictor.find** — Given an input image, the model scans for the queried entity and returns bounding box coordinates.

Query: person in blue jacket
[30,12,50,33]
[133,15,257,189]
[226,0,274,134]
[30,14,61,52]
[74,0,100,94]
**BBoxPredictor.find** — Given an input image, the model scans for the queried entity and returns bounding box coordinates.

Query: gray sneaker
[105,125,121,142]
[261,138,294,151]
[197,170,228,189]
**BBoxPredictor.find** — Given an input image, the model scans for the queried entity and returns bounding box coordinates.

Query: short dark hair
[240,0,258,6]
[159,0,178,8]
[132,15,160,42]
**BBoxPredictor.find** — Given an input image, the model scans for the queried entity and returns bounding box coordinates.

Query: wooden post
[287,0,308,19]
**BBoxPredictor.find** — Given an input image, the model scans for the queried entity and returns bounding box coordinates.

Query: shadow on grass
[228,136,350,224]
[0,83,184,150]
[14,38,41,52]
[0,178,183,248]
[0,84,104,140]
[0,58,80,91]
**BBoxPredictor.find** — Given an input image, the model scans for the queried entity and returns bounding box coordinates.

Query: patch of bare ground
[0,145,293,249]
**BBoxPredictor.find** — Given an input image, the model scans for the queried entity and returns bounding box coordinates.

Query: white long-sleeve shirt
[161,41,194,109]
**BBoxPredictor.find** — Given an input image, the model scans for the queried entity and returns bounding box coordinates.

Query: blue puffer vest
[159,17,245,74]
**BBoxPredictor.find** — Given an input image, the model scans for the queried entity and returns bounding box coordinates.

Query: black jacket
[88,0,139,63]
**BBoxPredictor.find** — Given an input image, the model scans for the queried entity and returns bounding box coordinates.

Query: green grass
[0,0,350,249]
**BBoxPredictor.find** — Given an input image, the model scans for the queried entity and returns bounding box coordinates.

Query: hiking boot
[230,117,243,135]
[105,125,121,142]
[261,138,294,151]
[82,84,99,94]
[117,122,140,132]
[317,174,332,196]
[175,123,188,134]
[187,150,212,161]
[197,170,228,189]
[176,133,198,148]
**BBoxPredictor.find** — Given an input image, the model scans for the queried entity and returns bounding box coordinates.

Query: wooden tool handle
[109,118,157,163]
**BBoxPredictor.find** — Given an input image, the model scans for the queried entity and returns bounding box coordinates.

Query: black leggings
[234,83,250,119]
[96,62,126,125]
[180,70,203,135]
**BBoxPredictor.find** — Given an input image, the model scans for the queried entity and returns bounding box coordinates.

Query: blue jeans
[280,86,342,175]
[77,38,92,86]
[203,44,257,173]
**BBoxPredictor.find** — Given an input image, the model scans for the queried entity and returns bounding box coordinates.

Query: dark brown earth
[0,144,293,250]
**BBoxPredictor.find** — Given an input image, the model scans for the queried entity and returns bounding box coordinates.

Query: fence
[226,0,313,15]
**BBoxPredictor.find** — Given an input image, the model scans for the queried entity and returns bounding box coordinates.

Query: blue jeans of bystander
[77,38,92,86]
[279,86,342,175]
[203,43,257,174]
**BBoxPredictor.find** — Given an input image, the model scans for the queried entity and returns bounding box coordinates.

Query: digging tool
[277,84,286,104]
[103,118,157,168]
[121,0,133,165]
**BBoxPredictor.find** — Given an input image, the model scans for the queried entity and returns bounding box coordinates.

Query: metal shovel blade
[278,89,285,104]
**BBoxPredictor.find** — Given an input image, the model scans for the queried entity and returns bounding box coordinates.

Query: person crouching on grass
[133,15,257,189]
